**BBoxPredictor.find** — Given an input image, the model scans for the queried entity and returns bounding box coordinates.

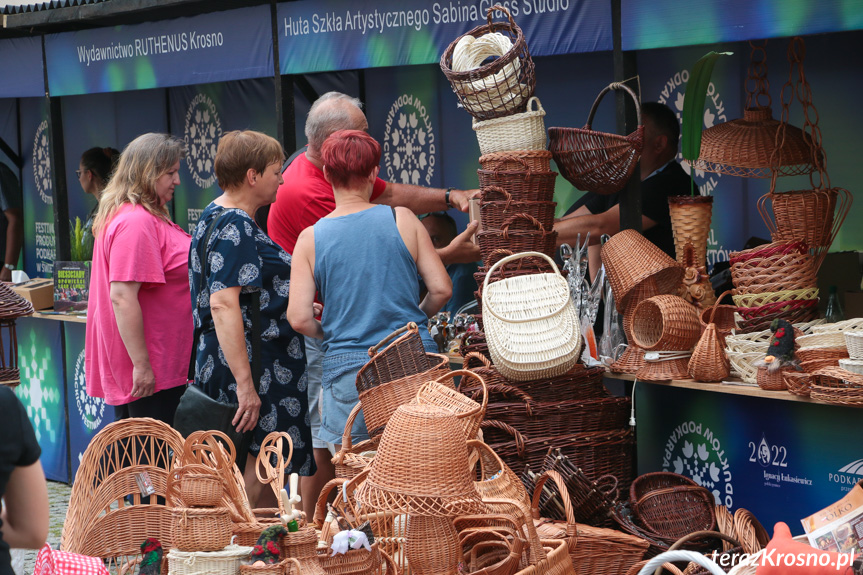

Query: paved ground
[14,480,72,575]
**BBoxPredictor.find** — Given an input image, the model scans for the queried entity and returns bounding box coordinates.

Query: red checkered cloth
[33,544,109,575]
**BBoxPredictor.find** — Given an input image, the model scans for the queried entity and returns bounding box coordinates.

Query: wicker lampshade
[689,107,819,179]
[356,404,483,517]
[601,229,684,313]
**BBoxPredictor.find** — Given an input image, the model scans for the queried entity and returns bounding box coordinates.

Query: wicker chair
[61,418,185,571]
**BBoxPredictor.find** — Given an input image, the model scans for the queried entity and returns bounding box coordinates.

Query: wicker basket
[440,5,535,121]
[536,448,621,526]
[732,287,819,308]
[167,544,256,575]
[760,187,851,251]
[530,470,649,575]
[630,473,716,545]
[846,331,863,359]
[689,314,730,383]
[175,464,224,508]
[799,358,843,373]
[725,351,761,384]
[473,96,547,155]
[810,367,863,406]
[170,507,233,552]
[734,299,819,334]
[756,366,789,391]
[477,214,558,267]
[796,331,850,349]
[636,353,692,382]
[784,371,812,397]
[839,359,863,375]
[669,195,713,268]
[331,404,379,480]
[477,167,557,203]
[355,323,431,394]
[358,352,452,439]
[631,295,702,352]
[699,304,736,346]
[548,82,644,195]
[411,369,487,440]
[610,502,671,559]
[732,509,769,555]
[317,545,388,575]
[813,318,863,333]
[479,186,556,231]
[481,251,581,381]
[480,150,552,173]
[795,346,848,363]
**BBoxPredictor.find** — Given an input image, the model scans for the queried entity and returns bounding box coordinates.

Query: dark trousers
[113,384,186,425]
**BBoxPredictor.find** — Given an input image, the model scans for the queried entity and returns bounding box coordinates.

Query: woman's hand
[313,302,323,317]
[130,363,156,398]
[233,381,261,433]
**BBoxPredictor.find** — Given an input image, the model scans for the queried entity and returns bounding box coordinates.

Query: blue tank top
[313,205,435,355]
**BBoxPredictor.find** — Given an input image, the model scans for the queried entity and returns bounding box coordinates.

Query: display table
[605,372,863,535]
[13,312,109,483]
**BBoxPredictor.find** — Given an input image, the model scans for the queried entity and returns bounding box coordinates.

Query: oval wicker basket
[355,323,431,394]
[733,508,770,555]
[726,350,762,384]
[167,543,256,575]
[630,472,717,544]
[811,367,863,406]
[473,96,547,155]
[179,472,223,508]
[812,318,863,333]
[732,287,819,309]
[795,346,848,364]
[846,331,863,359]
[734,299,819,333]
[170,507,232,552]
[477,167,557,203]
[839,358,863,375]
[477,214,558,267]
[631,295,702,351]
[800,358,843,373]
[756,366,788,391]
[796,331,850,350]
[479,149,552,173]
[440,5,535,121]
[548,82,644,195]
[478,186,556,231]
[784,371,812,397]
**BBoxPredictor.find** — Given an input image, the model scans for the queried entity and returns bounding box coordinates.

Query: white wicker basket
[839,358,863,375]
[726,350,762,383]
[167,543,253,575]
[473,96,546,155]
[845,331,863,359]
[725,330,772,354]
[812,317,863,333]
[796,331,849,349]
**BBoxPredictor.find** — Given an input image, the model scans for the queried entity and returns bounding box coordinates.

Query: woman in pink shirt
[84,133,192,423]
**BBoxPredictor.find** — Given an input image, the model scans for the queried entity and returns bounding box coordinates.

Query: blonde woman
[84,133,192,423]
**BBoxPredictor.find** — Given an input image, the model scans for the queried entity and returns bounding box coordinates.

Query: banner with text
[636,383,863,535]
[0,37,44,98]
[168,78,277,232]
[45,5,273,96]
[21,98,56,279]
[277,0,611,75]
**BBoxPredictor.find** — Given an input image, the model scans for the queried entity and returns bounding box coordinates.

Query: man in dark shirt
[0,163,23,282]
[554,101,695,277]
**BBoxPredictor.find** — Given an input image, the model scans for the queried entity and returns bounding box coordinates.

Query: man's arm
[373,182,476,214]
[1,207,23,281]
[553,203,658,248]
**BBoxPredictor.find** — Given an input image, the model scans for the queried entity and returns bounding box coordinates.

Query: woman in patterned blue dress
[188,130,316,507]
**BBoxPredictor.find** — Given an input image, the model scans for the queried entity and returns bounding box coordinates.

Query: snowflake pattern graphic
[184,93,223,189]
[384,94,435,187]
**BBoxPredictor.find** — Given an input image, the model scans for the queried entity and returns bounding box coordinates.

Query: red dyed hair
[320,129,381,189]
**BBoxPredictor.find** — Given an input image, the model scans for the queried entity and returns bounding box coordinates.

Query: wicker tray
[812,318,863,333]
[810,367,863,406]
[548,82,644,195]
[796,331,850,350]
[630,473,716,545]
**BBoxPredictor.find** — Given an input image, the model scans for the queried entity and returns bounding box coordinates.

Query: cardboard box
[11,278,54,311]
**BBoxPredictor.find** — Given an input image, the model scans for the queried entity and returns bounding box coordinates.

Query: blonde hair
[215,130,285,190]
[92,133,185,236]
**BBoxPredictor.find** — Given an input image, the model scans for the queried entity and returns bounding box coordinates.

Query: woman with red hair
[287,129,451,449]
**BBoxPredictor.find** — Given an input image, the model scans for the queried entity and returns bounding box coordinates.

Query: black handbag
[174,209,262,467]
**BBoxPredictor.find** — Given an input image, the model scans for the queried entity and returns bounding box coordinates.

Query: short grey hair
[305,92,365,152]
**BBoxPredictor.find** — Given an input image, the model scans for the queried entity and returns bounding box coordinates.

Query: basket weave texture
[479,186,556,231]
[477,214,558,267]
[479,150,552,173]
[756,366,789,391]
[440,5,535,121]
[477,168,557,204]
[167,544,255,575]
[170,507,232,552]
[548,82,643,195]
[355,323,430,394]
[668,195,713,267]
[473,96,547,155]
[784,372,812,397]
[810,367,863,406]
[411,369,487,440]
[846,332,863,359]
[630,473,716,545]
[839,358,863,375]
[482,252,581,381]
[635,355,692,382]
[631,295,702,351]
[356,404,483,516]
[331,403,378,480]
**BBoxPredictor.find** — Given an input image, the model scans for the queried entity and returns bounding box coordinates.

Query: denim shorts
[318,351,369,446]
[303,336,328,449]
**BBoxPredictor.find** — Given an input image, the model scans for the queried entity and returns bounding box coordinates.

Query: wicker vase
[668,195,713,268]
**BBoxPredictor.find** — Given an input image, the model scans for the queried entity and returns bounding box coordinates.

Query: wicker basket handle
[500,213,546,236]
[483,251,570,324]
[595,474,619,497]
[468,383,535,417]
[585,82,642,131]
[480,420,526,457]
[185,430,237,468]
[463,351,492,369]
[652,531,743,575]
[480,185,512,204]
[530,470,578,544]
[467,536,526,575]
[337,402,363,454]
[367,322,419,358]
[486,3,517,30]
[378,549,397,575]
[312,477,347,527]
[466,439,508,480]
[634,484,714,510]
[707,290,733,325]
[284,558,303,575]
[445,368,489,419]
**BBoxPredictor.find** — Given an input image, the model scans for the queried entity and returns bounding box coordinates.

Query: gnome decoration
[755,319,799,373]
[251,525,289,565]
[138,538,162,575]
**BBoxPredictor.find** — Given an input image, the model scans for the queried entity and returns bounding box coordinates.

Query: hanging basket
[440,5,535,121]
[549,82,643,195]
[473,96,548,155]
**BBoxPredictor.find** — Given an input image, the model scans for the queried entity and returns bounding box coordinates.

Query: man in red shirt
[267,92,478,516]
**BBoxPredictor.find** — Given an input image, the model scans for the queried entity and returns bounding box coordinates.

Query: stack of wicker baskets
[168,465,233,553]
[783,318,863,399]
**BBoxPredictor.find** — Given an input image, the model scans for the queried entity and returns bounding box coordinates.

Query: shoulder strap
[188,209,261,393]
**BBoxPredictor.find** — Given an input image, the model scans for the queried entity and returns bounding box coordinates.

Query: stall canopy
[0,37,44,98]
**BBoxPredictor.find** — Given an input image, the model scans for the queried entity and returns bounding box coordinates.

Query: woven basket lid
[0,282,35,320]
[601,229,684,313]
[355,404,483,517]
[689,107,819,178]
